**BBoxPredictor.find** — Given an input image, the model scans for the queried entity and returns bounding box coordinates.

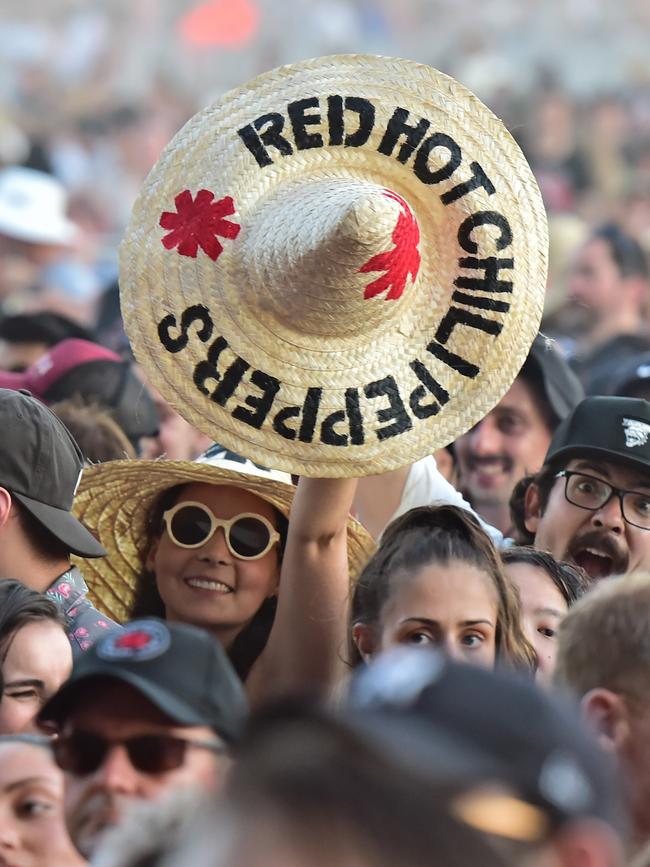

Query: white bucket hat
[0,166,77,245]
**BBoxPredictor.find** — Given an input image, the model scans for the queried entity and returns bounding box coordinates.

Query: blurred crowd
[1,4,650,867]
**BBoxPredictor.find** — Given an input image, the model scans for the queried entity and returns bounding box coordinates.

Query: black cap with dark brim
[14,491,106,558]
[544,396,650,474]
[38,619,248,743]
[40,667,242,742]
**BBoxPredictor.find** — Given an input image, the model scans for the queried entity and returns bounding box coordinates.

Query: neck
[582,310,639,351]
[11,557,70,593]
[470,498,513,537]
[165,611,242,652]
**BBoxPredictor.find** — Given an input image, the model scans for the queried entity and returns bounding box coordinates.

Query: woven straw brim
[71,460,376,623]
[120,54,547,477]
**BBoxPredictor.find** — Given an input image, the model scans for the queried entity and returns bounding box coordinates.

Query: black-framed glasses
[162,501,280,559]
[53,730,227,776]
[555,470,650,531]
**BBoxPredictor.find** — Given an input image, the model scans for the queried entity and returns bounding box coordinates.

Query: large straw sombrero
[120,54,547,478]
[72,447,375,622]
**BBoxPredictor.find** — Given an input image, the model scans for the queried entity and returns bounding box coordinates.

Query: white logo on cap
[622,418,650,449]
[97,621,170,662]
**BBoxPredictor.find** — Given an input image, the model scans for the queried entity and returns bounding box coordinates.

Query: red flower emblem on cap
[115,631,152,651]
[360,191,421,301]
[159,189,241,261]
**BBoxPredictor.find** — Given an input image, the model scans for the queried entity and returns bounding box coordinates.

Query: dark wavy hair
[501,546,590,605]
[0,580,67,698]
[130,485,288,683]
[349,504,536,674]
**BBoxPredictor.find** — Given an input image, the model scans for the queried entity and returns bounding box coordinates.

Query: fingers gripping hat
[120,55,548,477]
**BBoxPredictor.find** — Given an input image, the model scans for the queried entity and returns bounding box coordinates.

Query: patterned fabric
[46,566,122,657]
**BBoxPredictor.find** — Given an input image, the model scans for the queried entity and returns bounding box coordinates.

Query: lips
[184,576,233,593]
[568,532,629,581]
[467,456,513,489]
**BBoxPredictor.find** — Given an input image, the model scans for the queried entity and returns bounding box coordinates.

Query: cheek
[0,698,33,734]
[237,555,279,596]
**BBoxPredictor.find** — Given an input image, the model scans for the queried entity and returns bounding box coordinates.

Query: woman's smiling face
[147,483,281,646]
[376,559,498,668]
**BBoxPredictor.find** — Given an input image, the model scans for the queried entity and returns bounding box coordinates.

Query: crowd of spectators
[1,4,650,867]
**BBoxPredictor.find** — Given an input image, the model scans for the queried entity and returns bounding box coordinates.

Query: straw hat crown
[240,179,419,338]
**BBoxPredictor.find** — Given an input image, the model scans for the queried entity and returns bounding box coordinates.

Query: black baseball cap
[544,395,650,474]
[523,335,584,425]
[604,351,650,398]
[39,619,248,743]
[0,388,105,557]
[342,649,623,837]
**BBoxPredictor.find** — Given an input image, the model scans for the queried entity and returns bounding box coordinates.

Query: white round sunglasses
[162,501,280,560]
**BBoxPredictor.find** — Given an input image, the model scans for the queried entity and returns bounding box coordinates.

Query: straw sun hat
[120,54,547,478]
[72,446,375,622]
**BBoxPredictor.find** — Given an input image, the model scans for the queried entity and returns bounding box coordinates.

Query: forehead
[3,620,71,674]
[64,679,176,730]
[565,458,650,491]
[0,743,59,788]
[179,482,279,523]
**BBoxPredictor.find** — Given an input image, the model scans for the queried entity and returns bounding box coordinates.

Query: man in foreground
[39,618,247,862]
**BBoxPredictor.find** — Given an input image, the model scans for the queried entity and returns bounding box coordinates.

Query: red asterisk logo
[359,191,421,301]
[159,189,241,261]
[115,631,151,650]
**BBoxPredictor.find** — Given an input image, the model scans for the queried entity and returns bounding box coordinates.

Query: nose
[197,526,231,563]
[0,819,20,852]
[95,744,142,795]
[466,418,501,457]
[591,494,625,534]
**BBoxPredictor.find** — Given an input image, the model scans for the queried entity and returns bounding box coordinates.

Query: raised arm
[247,476,358,706]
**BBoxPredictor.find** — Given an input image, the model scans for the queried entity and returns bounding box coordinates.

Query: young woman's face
[504,562,568,684]
[147,483,281,644]
[0,621,72,735]
[376,559,498,668]
[0,742,84,867]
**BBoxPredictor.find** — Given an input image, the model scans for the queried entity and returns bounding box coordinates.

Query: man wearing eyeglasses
[515,396,650,581]
[37,618,247,862]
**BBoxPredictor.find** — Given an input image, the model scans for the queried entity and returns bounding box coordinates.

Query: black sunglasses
[53,730,226,776]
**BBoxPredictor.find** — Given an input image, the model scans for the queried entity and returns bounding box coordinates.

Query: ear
[0,487,13,530]
[581,688,630,753]
[145,537,160,572]
[524,482,542,534]
[624,275,647,311]
[352,622,377,663]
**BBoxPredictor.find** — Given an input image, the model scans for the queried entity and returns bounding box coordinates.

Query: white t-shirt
[384,455,505,548]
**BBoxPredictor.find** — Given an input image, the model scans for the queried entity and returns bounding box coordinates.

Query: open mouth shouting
[568,531,629,581]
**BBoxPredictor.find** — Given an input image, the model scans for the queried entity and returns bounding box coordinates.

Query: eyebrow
[572,461,650,492]
[3,679,45,691]
[400,617,494,628]
[4,776,51,794]
[533,607,564,619]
